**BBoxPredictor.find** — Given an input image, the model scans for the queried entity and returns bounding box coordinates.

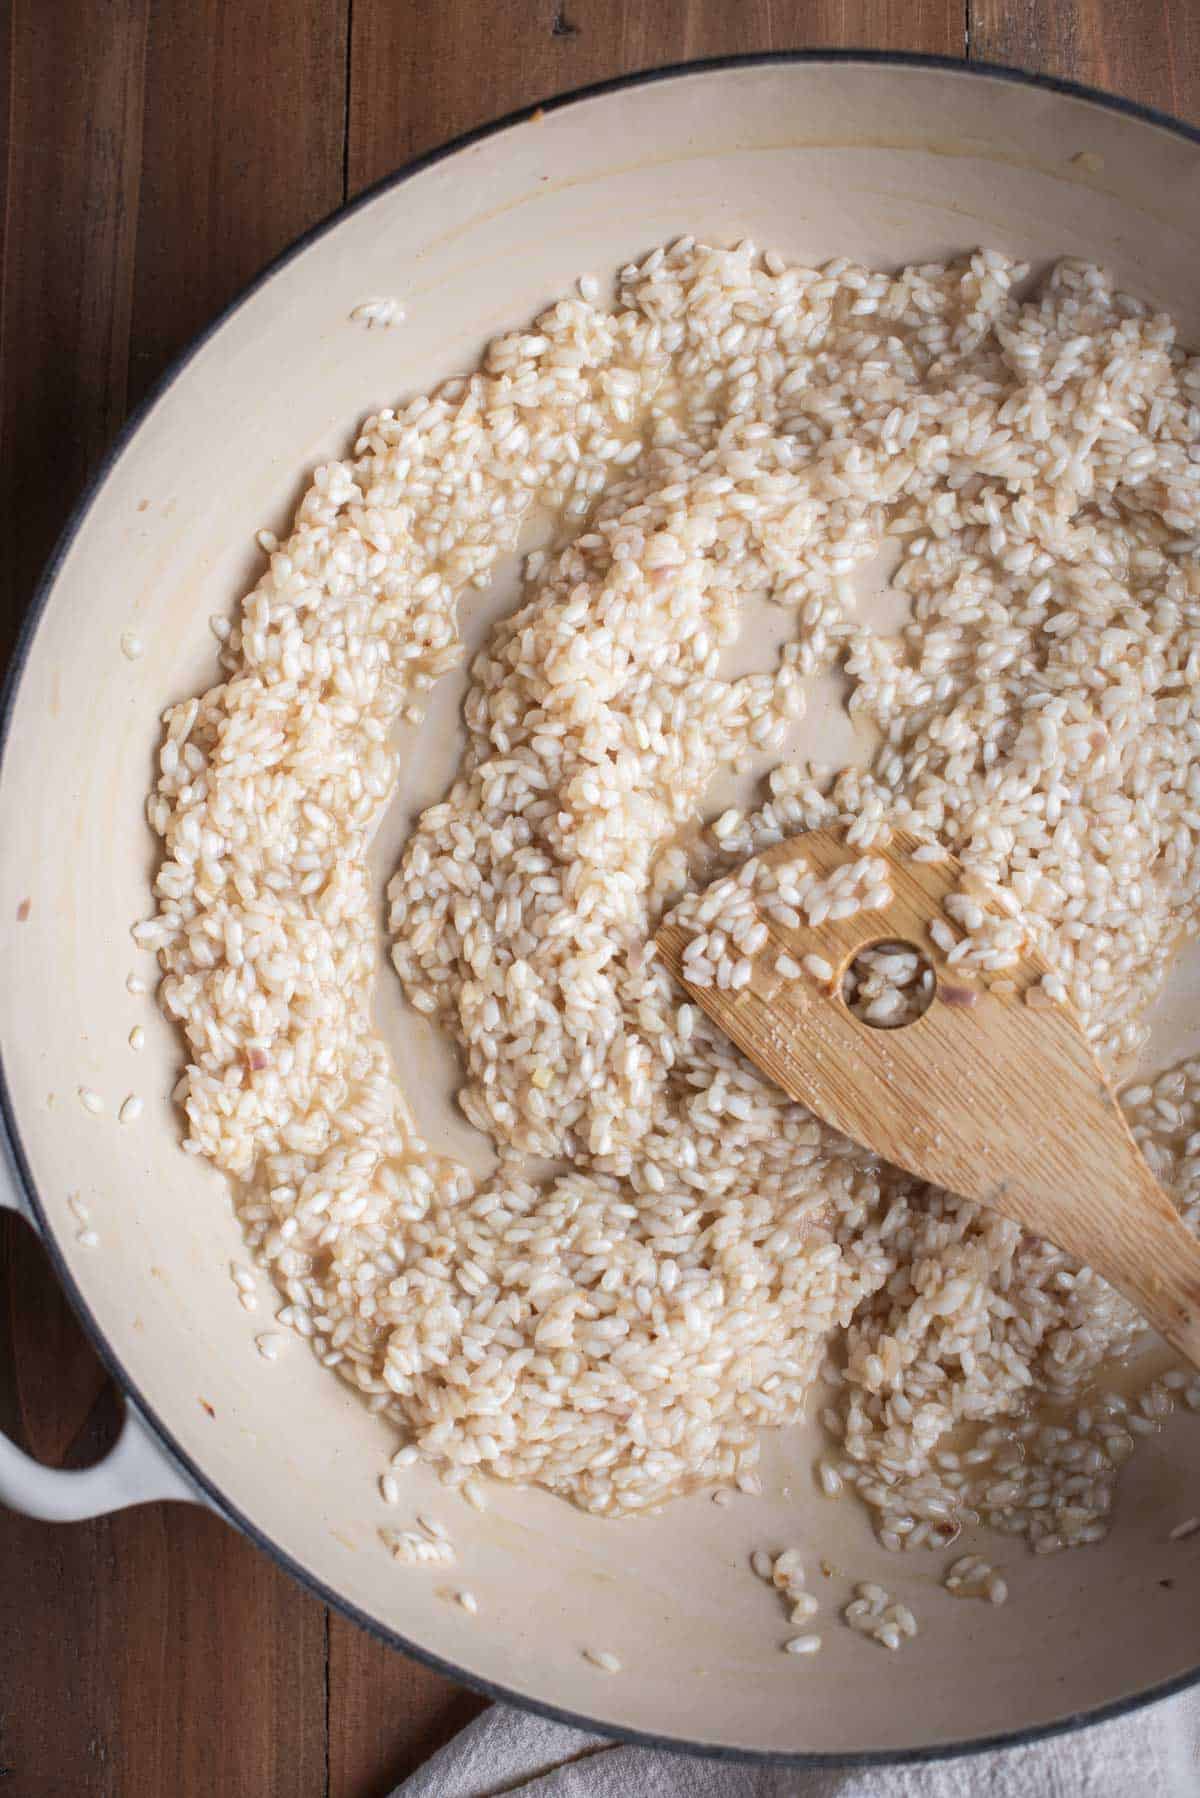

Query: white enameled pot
[3,55,1200,1766]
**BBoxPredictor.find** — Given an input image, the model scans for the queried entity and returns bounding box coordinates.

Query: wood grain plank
[114,1506,328,1798]
[127,0,349,407]
[0,1499,328,1796]
[971,0,1200,126]
[328,1625,487,1798]
[0,0,148,666]
[346,0,963,196]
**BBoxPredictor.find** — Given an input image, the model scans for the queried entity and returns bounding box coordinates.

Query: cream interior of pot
[3,62,1200,1757]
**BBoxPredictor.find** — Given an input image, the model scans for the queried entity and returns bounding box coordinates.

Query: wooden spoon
[656,826,1200,1369]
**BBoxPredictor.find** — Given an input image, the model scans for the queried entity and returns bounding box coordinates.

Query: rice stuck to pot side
[137,240,1200,1548]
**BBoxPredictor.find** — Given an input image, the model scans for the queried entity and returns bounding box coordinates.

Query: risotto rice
[137,238,1200,1552]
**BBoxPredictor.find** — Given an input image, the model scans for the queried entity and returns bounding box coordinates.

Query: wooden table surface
[1,2,1198,1792]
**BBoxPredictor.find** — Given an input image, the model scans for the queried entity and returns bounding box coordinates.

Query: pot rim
[3,49,1200,1767]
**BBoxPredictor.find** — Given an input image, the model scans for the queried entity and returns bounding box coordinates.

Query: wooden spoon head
[655,827,1200,1370]
[656,828,1124,1227]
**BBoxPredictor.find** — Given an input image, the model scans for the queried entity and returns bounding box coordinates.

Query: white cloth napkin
[396,1688,1200,1797]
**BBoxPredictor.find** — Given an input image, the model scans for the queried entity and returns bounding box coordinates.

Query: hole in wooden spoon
[842,940,935,1030]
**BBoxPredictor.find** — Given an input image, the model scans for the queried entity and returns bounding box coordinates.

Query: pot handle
[0,1138,208,1519]
[0,1401,204,1521]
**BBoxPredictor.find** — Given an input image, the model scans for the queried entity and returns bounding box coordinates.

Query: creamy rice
[137,239,1200,1550]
